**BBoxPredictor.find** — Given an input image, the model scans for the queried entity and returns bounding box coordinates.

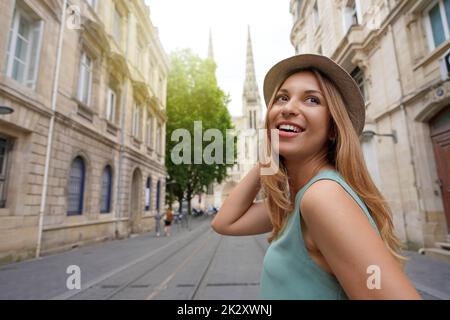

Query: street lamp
[0,106,14,115]
[362,129,398,144]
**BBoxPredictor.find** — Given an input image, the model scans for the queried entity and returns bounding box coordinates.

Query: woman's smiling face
[268,70,332,160]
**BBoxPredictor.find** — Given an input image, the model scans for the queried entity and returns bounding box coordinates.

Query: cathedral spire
[208,28,214,61]
[242,26,262,129]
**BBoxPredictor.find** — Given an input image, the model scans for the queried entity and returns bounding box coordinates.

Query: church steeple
[208,28,214,61]
[242,26,262,129]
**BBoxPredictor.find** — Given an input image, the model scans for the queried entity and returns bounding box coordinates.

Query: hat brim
[263,54,366,136]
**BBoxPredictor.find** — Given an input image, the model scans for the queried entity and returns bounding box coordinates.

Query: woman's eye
[275,95,289,103]
[306,96,320,105]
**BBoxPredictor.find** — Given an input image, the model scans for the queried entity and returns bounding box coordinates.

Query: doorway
[430,106,450,231]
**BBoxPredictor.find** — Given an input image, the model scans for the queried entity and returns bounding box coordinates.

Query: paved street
[0,216,448,300]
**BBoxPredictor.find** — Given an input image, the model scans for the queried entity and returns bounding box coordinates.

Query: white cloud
[145,0,294,117]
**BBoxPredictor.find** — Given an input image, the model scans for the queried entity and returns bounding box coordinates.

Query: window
[426,0,450,49]
[100,166,112,213]
[67,157,85,215]
[253,110,257,129]
[5,4,44,89]
[132,103,142,138]
[0,137,12,208]
[156,180,161,211]
[113,7,122,46]
[146,115,153,146]
[156,123,161,153]
[145,177,152,211]
[106,88,116,123]
[343,0,362,34]
[77,52,93,106]
[351,67,368,102]
[248,111,253,128]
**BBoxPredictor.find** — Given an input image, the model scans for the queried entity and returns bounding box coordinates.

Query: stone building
[290,0,450,259]
[0,0,168,264]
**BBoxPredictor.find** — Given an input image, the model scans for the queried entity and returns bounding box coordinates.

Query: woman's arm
[211,164,273,236]
[301,179,422,300]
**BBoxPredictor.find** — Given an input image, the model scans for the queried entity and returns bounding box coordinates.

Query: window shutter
[26,20,44,89]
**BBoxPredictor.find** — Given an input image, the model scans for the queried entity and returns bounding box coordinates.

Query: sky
[144,0,294,117]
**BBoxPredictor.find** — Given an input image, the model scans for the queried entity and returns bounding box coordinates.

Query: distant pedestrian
[211,54,421,300]
[164,209,174,237]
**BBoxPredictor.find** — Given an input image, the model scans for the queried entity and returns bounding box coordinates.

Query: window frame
[77,51,93,106]
[67,156,86,216]
[0,136,13,209]
[156,123,161,154]
[100,165,113,214]
[106,88,116,123]
[132,103,142,139]
[424,0,450,51]
[351,66,367,102]
[146,114,153,147]
[145,176,152,211]
[156,180,161,212]
[5,4,44,90]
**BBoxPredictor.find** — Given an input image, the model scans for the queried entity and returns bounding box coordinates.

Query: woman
[164,208,173,237]
[211,54,421,300]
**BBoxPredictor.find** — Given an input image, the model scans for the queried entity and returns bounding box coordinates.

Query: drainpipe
[389,24,425,248]
[114,12,132,238]
[36,0,68,258]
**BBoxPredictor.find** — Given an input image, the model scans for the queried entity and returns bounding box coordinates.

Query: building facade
[290,0,450,259]
[0,0,168,264]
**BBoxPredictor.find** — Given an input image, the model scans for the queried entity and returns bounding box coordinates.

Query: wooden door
[430,106,450,231]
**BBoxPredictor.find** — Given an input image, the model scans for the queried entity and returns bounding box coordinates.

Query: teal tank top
[260,169,380,300]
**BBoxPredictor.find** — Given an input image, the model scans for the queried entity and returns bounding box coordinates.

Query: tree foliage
[165,49,235,213]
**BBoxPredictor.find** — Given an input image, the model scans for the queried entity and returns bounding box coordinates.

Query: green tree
[165,49,235,215]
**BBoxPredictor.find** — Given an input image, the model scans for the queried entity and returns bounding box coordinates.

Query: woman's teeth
[278,124,301,133]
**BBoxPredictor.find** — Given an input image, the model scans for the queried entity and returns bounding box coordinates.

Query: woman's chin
[278,147,303,160]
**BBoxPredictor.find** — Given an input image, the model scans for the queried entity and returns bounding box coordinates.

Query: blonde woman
[211,54,421,300]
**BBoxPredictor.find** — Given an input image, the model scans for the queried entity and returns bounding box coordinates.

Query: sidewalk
[404,251,450,300]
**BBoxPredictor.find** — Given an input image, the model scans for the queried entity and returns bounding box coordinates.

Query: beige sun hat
[263,54,366,136]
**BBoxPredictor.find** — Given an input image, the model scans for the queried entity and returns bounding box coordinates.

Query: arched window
[145,177,152,211]
[67,156,85,215]
[100,165,113,213]
[156,180,161,211]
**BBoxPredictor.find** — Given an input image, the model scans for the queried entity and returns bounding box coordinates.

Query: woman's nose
[281,100,300,117]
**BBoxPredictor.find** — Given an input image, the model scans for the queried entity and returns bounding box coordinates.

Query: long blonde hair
[260,68,407,266]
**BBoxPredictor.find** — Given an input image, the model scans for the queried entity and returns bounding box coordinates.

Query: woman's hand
[211,163,273,236]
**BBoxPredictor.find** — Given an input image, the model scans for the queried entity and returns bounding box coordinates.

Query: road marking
[51,222,210,300]
[146,231,213,300]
